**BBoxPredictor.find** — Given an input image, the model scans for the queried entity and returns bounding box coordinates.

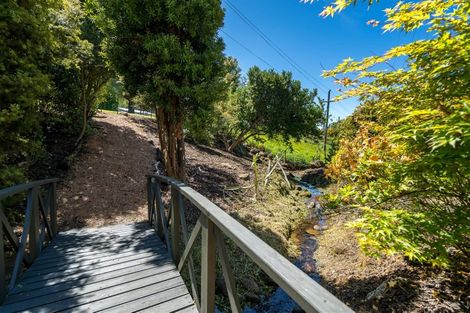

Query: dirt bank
[315,213,469,312]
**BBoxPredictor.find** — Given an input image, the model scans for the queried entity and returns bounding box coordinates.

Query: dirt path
[57,113,157,229]
[57,112,252,230]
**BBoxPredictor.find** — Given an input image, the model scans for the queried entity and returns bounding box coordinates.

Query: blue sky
[219,0,424,119]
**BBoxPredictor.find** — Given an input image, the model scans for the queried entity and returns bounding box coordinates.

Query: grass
[247,135,327,166]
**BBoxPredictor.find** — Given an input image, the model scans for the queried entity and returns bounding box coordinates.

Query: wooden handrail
[0,179,59,302]
[147,174,354,313]
[0,178,59,200]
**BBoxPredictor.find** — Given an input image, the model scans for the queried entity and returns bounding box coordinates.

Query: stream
[244,179,327,313]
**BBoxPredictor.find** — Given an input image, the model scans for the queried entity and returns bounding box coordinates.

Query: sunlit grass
[247,135,327,165]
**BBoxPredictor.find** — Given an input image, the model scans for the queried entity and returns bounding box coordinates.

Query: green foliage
[185,106,218,144]
[0,0,109,188]
[184,56,243,144]
[0,0,57,188]
[103,0,226,111]
[248,135,325,166]
[97,78,124,111]
[324,0,470,266]
[349,207,467,267]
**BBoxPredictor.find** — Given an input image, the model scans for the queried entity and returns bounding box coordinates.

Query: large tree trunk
[156,98,185,180]
[227,131,247,153]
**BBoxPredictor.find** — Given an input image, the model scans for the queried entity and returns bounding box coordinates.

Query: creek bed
[244,179,327,313]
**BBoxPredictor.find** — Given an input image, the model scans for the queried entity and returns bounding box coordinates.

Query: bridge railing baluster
[50,182,58,237]
[200,214,216,313]
[170,186,181,264]
[0,203,5,302]
[0,178,60,303]
[215,227,242,313]
[176,190,200,311]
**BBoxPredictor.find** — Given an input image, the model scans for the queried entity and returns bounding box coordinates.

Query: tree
[1,0,112,189]
[76,0,111,144]
[0,0,58,187]
[314,0,470,266]
[43,0,108,144]
[220,67,323,152]
[103,0,226,179]
[185,56,242,144]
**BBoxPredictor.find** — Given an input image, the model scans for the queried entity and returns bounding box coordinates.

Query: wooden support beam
[170,187,181,264]
[147,177,152,225]
[200,215,216,313]
[0,205,32,267]
[215,227,242,313]
[0,203,6,303]
[177,194,200,310]
[50,182,58,237]
[215,228,242,313]
[177,219,202,272]
[0,209,19,251]
[155,183,171,256]
[155,182,164,239]
[38,193,53,241]
[29,187,41,258]
[10,189,34,290]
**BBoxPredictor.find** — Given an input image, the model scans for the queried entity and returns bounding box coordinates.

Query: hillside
[57,112,254,229]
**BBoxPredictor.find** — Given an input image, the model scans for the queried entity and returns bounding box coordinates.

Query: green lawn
[247,135,327,165]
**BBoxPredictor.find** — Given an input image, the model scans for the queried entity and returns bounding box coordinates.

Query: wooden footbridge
[0,175,353,313]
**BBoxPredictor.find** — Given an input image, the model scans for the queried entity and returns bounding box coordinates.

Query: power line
[224,0,329,93]
[222,28,356,116]
[220,29,274,68]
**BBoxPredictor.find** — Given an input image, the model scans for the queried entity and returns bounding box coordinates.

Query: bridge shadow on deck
[2,223,196,312]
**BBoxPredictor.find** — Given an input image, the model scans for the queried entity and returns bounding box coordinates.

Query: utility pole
[323,90,331,162]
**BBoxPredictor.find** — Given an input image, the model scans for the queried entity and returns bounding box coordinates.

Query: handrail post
[50,182,58,237]
[155,182,163,239]
[0,203,6,303]
[29,187,40,259]
[200,215,216,313]
[170,186,181,264]
[147,177,152,224]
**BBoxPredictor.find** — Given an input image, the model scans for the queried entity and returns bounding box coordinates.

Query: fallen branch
[264,155,282,185]
[223,185,254,192]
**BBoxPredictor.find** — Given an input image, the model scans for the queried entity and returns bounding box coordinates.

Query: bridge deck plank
[1,223,196,313]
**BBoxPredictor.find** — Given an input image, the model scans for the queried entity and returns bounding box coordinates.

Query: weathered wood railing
[147,174,354,313]
[0,178,59,302]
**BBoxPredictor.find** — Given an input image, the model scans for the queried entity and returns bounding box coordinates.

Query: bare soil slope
[57,112,252,229]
